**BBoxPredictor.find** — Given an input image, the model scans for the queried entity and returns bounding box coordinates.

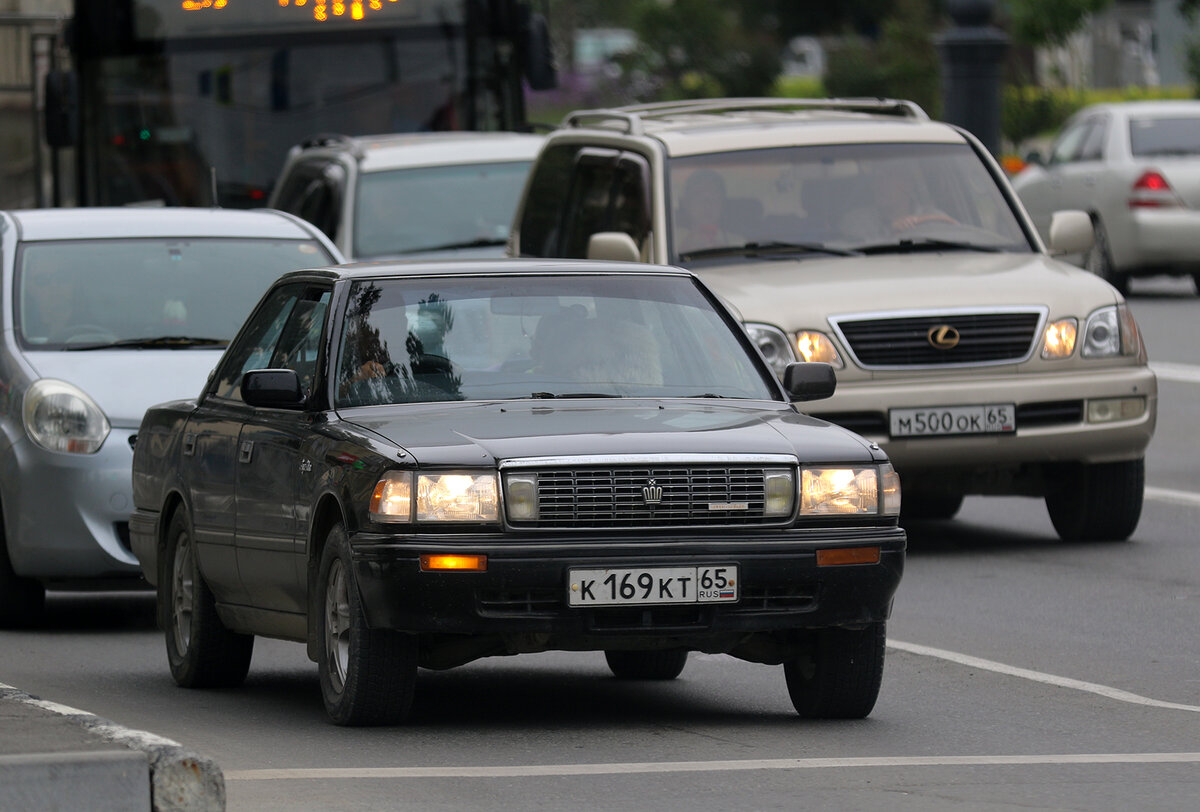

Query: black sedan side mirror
[782,362,836,402]
[242,369,306,409]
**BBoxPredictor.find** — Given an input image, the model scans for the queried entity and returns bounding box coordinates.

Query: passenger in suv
[270,131,543,260]
[508,98,1157,541]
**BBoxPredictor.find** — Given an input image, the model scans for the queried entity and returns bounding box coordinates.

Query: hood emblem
[927,325,961,350]
[642,479,663,504]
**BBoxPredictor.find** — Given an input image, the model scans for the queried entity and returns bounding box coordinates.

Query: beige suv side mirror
[1047,210,1094,256]
[587,232,641,263]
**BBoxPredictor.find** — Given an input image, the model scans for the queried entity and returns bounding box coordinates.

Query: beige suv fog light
[1086,397,1145,424]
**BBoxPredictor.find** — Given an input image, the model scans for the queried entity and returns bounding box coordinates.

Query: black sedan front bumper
[349,527,905,647]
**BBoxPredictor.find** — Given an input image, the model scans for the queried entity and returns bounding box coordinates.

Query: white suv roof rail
[563,97,929,135]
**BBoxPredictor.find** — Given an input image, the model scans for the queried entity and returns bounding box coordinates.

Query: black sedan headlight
[370,471,499,523]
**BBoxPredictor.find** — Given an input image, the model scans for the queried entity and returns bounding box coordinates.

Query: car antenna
[209,167,220,208]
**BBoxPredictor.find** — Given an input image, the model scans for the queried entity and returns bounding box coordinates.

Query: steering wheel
[59,324,119,344]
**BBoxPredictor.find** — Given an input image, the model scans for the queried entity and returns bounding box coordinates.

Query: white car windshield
[16,238,330,350]
[353,161,532,258]
[669,142,1032,260]
[335,274,779,406]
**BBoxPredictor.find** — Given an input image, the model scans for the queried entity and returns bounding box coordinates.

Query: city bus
[40,0,553,207]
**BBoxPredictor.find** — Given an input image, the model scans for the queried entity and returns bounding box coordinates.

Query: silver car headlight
[22,379,111,454]
[801,464,901,516]
[1081,304,1140,358]
[371,471,499,523]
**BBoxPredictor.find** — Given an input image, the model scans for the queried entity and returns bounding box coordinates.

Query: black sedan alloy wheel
[317,522,418,726]
[163,508,253,688]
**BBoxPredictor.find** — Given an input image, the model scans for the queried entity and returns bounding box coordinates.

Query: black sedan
[130,259,906,725]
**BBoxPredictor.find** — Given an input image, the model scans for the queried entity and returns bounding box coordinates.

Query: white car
[0,207,341,626]
[1012,100,1200,294]
[508,98,1157,542]
[269,131,544,260]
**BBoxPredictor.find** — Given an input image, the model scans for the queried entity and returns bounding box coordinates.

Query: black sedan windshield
[335,274,778,406]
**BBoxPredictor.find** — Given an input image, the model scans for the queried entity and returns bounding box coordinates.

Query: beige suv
[508,98,1157,541]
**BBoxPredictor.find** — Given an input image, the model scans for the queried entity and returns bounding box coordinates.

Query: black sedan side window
[212,285,303,401]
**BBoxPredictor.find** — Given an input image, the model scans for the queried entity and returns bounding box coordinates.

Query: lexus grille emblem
[927,325,961,350]
[642,479,663,504]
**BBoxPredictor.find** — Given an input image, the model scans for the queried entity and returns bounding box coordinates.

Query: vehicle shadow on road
[16,589,157,633]
[901,517,1064,555]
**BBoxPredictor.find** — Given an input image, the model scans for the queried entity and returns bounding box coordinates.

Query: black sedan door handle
[239,440,253,463]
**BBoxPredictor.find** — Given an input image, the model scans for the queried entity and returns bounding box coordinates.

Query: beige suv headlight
[1081,304,1141,358]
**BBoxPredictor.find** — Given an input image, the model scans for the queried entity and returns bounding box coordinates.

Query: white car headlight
[1081,304,1140,358]
[22,379,110,454]
[801,465,900,516]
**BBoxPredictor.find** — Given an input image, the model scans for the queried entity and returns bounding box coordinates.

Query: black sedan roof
[276,258,694,284]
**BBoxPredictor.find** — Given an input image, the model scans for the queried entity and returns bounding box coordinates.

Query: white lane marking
[1150,361,1200,384]
[224,752,1200,780]
[1145,486,1200,508]
[888,640,1200,714]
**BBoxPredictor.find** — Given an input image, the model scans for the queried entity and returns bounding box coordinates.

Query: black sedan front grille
[507,466,784,529]
[834,311,1042,367]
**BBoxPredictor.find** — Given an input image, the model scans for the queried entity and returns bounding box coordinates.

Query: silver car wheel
[170,527,195,654]
[324,558,351,693]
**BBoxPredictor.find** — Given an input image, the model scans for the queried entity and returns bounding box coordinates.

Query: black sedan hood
[341,399,883,467]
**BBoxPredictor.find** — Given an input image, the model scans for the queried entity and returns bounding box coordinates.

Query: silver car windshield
[335,275,778,406]
[353,161,532,258]
[669,142,1031,261]
[15,238,330,350]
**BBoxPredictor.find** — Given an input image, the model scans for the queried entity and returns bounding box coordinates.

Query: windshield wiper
[679,241,859,261]
[851,238,1002,255]
[401,237,507,254]
[529,392,622,399]
[66,336,227,352]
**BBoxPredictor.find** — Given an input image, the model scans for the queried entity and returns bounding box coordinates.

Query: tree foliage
[1000,0,1112,48]
[823,0,941,116]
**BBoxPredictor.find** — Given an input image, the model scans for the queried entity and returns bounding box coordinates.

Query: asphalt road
[2,276,1198,812]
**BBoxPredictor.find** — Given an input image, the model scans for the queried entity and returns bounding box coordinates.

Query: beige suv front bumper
[804,365,1156,471]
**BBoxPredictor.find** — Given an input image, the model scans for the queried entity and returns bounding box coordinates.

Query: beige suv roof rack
[562,97,929,136]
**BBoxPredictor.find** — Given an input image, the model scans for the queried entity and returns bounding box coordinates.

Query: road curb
[0,683,225,812]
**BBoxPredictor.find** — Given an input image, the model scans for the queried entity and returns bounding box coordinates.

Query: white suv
[507,98,1157,541]
[271,131,543,260]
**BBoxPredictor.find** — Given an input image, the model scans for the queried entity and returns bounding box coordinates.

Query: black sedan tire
[784,623,886,719]
[604,649,689,680]
[318,522,417,726]
[1045,458,1144,542]
[163,508,253,688]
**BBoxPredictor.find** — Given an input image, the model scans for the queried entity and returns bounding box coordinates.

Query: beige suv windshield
[669,142,1031,261]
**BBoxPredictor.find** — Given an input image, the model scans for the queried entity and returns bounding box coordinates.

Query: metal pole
[938,0,1009,155]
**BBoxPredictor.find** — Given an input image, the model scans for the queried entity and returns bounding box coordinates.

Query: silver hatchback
[0,207,341,625]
